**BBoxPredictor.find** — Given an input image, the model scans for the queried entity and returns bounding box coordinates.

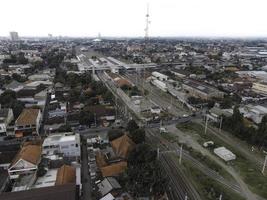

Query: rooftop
[0,183,77,200]
[42,132,79,147]
[111,134,135,159]
[10,143,42,167]
[15,108,40,126]
[98,177,121,196]
[100,161,127,177]
[33,169,58,188]
[55,165,76,186]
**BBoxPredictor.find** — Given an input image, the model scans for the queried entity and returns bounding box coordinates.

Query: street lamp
[262,151,267,174]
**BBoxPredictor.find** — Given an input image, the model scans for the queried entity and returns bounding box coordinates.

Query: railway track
[146,129,243,197]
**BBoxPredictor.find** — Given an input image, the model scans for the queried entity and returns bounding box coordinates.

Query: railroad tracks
[146,129,243,199]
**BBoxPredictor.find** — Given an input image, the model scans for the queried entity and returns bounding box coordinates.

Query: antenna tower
[145,4,150,40]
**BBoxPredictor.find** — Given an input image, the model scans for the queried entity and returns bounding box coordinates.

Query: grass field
[176,121,267,198]
[172,155,245,200]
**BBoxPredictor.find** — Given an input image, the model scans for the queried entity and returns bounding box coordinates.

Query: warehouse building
[183,79,224,100]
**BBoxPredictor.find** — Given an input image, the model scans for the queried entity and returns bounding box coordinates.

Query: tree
[126,120,139,133]
[108,129,124,141]
[102,91,113,102]
[129,128,145,144]
[12,73,27,83]
[79,110,94,126]
[0,90,25,118]
[12,101,25,119]
[256,115,267,147]
[66,73,80,88]
[0,90,16,105]
[127,144,166,197]
[57,124,72,132]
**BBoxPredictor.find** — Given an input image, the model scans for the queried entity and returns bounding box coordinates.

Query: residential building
[8,143,42,179]
[111,134,135,159]
[0,107,14,136]
[97,177,122,197]
[55,165,76,186]
[14,108,42,137]
[10,32,19,41]
[240,105,267,124]
[0,183,78,200]
[5,80,24,92]
[252,82,267,95]
[42,132,80,159]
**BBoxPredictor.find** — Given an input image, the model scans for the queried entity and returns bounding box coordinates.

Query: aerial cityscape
[1,1,267,200]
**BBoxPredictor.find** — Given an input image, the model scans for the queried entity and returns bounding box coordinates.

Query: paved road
[81,139,92,200]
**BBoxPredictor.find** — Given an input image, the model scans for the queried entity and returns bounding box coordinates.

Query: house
[100,193,115,200]
[207,107,233,123]
[33,164,80,194]
[252,82,267,95]
[0,169,9,192]
[14,108,42,137]
[100,161,128,177]
[111,134,135,159]
[0,183,78,200]
[42,132,80,159]
[150,106,161,114]
[0,107,14,136]
[84,105,115,124]
[240,105,267,124]
[55,165,76,186]
[97,177,122,197]
[5,80,24,92]
[8,143,42,179]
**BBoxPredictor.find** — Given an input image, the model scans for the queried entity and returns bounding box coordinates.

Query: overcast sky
[1,0,267,38]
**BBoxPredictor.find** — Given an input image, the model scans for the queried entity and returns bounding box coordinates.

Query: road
[81,138,92,200]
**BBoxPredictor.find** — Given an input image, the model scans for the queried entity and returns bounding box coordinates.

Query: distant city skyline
[1,0,267,38]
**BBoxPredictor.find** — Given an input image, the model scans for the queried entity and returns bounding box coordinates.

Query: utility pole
[157,147,160,160]
[179,144,183,164]
[219,116,223,132]
[262,154,267,174]
[170,96,173,109]
[94,113,97,127]
[115,96,118,119]
[205,115,208,134]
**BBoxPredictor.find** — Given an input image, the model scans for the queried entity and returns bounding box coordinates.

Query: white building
[10,31,19,41]
[240,105,267,124]
[252,82,267,95]
[151,71,168,81]
[0,107,14,136]
[151,79,167,92]
[214,147,236,162]
[42,132,81,158]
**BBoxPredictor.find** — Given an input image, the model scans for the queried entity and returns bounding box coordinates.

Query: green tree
[126,120,139,133]
[129,128,145,144]
[257,115,267,147]
[79,110,94,126]
[108,129,124,141]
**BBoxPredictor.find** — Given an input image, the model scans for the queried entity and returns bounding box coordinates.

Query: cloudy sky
[1,0,267,37]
